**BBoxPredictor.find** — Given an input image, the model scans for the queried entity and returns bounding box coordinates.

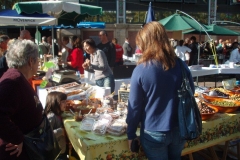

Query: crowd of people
[0,29,136,93]
[172,36,240,66]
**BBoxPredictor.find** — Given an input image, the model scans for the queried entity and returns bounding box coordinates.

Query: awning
[0,9,56,26]
[13,1,103,26]
[41,24,74,30]
[77,22,105,29]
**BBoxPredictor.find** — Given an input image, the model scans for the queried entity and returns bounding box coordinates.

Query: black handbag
[23,114,61,160]
[177,59,202,140]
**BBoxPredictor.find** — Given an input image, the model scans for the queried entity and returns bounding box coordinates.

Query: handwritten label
[118,91,130,103]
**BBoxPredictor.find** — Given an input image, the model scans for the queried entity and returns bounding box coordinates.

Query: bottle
[76,71,81,82]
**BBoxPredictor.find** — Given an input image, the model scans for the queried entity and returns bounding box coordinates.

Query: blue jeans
[140,127,185,160]
[95,74,115,93]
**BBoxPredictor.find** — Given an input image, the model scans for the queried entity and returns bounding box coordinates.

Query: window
[79,0,96,2]
[184,0,197,3]
[230,0,240,5]
[155,0,183,2]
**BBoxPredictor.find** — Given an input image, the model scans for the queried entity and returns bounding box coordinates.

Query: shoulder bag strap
[178,58,186,82]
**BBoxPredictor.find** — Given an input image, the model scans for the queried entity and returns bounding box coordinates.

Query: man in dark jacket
[0,35,10,78]
[122,37,133,59]
[189,36,198,66]
[97,30,116,68]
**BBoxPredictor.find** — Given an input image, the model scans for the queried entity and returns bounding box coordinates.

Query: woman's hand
[82,62,88,69]
[5,142,23,157]
[85,59,91,66]
[128,138,140,153]
[0,138,4,146]
[128,140,132,151]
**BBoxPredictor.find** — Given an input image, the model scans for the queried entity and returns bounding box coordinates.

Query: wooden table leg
[197,150,213,160]
[237,142,240,160]
[209,146,219,160]
[188,153,194,160]
[222,141,230,160]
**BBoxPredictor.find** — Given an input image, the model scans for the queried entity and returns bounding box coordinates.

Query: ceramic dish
[201,94,240,113]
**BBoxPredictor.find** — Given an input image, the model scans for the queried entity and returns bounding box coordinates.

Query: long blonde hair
[136,22,177,70]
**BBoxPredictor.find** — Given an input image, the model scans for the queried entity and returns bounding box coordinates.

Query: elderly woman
[126,22,194,159]
[82,38,115,93]
[0,40,43,160]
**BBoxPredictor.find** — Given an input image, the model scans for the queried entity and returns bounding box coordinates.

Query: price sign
[118,90,130,103]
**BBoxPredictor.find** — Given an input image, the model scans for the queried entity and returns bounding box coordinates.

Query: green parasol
[159,13,207,31]
[13,1,102,26]
[183,24,240,36]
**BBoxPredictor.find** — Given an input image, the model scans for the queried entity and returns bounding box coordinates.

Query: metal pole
[176,10,212,41]
[116,0,119,24]
[52,26,54,58]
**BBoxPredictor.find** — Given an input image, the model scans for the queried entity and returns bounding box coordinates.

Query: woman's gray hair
[6,39,38,68]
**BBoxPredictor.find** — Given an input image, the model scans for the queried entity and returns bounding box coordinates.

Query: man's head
[0,35,10,51]
[62,36,69,45]
[99,30,108,43]
[125,37,129,42]
[190,36,196,43]
[19,30,31,40]
[47,36,52,45]
[232,42,239,49]
[42,36,47,43]
[112,38,117,45]
[179,40,184,46]
[219,39,223,44]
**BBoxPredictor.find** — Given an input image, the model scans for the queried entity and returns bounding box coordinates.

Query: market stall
[62,112,240,160]
[33,64,240,160]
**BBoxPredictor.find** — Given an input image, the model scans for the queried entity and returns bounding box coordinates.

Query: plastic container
[80,118,95,131]
[92,118,111,135]
[107,119,127,136]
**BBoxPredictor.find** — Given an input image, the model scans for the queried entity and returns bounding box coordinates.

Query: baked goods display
[46,82,91,98]
[80,118,95,131]
[107,119,127,136]
[92,114,113,135]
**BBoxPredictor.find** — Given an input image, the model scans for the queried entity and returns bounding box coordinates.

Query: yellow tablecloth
[63,112,240,160]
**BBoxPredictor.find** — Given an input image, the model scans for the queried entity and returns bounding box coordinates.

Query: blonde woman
[126,22,195,160]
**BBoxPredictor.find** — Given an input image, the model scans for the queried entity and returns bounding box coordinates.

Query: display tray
[55,69,76,75]
[46,82,79,93]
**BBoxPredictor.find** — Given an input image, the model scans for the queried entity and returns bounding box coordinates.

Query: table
[63,112,240,160]
[218,68,240,74]
[182,112,240,156]
[190,67,219,77]
[63,116,140,160]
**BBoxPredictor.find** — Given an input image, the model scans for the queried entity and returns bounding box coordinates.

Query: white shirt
[229,48,240,63]
[61,43,72,63]
[175,45,191,61]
